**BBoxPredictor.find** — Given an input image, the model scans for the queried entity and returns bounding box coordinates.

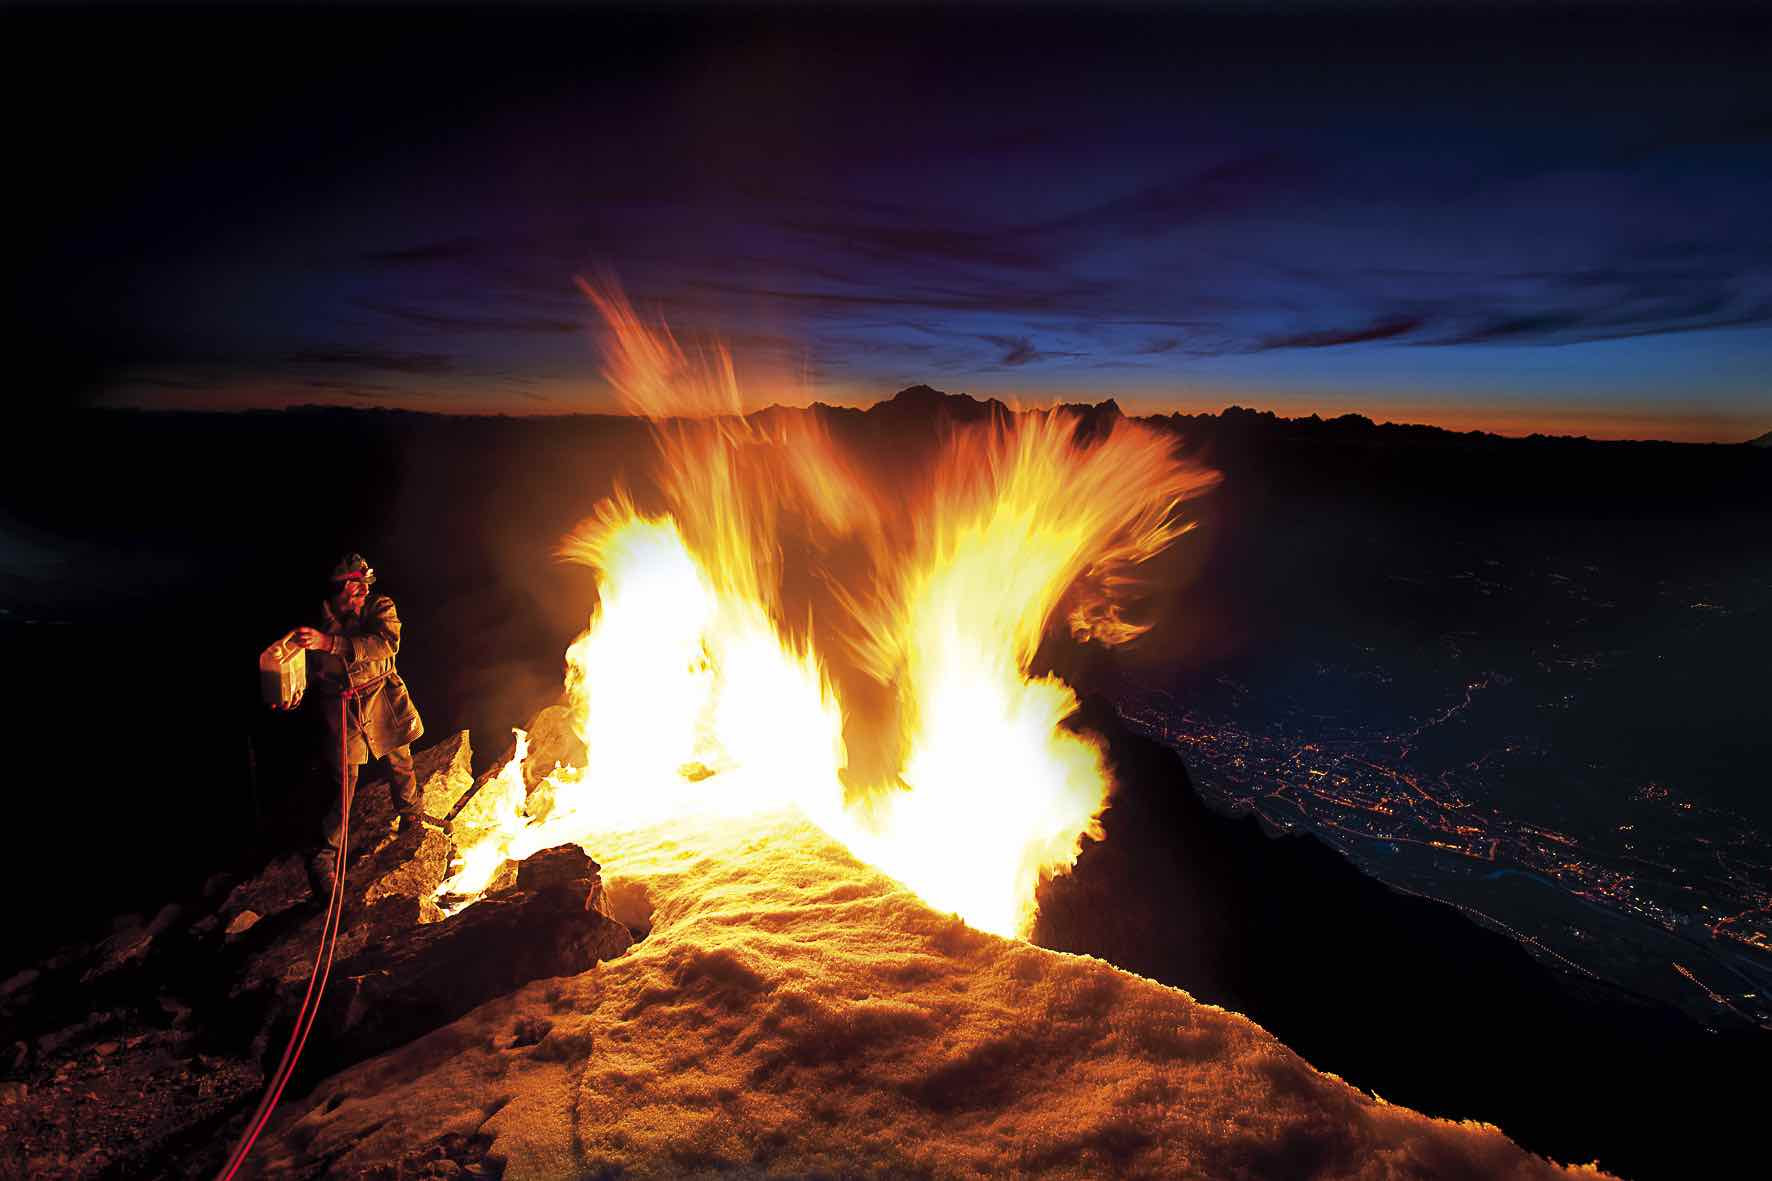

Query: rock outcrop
[0,724,631,1180]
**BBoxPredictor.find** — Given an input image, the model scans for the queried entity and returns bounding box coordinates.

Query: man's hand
[293,627,335,653]
[273,688,305,711]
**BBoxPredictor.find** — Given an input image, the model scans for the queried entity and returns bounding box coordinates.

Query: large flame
[439,283,1219,937]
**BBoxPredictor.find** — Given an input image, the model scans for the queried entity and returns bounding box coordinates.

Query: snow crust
[255,811,1608,1179]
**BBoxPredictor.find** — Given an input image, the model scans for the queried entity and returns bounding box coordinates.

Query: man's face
[332,576,369,616]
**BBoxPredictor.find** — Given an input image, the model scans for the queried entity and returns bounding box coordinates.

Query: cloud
[301,377,402,399]
[983,335,1042,366]
[288,348,456,375]
[133,373,217,390]
[363,302,581,336]
[1259,316,1422,351]
[780,218,1045,270]
[973,334,1092,369]
[1031,154,1312,240]
[1425,293,1772,347]
[1431,314,1576,345]
[685,277,1114,319]
[360,237,486,266]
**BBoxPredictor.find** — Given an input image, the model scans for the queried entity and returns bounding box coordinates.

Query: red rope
[216,684,362,1179]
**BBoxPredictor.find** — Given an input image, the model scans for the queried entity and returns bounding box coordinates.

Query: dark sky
[15,1,1772,439]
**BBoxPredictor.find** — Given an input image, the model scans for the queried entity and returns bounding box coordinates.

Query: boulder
[518,702,585,793]
[215,732,472,933]
[415,730,475,820]
[348,730,472,849]
[0,969,40,1012]
[80,904,183,985]
[450,704,584,830]
[223,911,261,940]
[274,842,632,1082]
[217,855,309,927]
[510,844,622,924]
[513,843,599,892]
[360,827,454,924]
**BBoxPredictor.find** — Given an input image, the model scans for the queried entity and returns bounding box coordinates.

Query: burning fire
[439,283,1219,937]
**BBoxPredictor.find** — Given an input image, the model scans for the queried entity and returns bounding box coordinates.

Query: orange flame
[439,281,1218,937]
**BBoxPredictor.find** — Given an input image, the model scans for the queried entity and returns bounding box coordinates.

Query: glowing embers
[439,286,1218,937]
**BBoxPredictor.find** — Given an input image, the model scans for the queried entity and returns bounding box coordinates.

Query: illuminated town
[1114,684,1772,1031]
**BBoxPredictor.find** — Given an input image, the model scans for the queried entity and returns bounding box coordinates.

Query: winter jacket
[312,592,424,764]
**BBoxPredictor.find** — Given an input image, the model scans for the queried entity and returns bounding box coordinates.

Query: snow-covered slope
[253,811,1604,1179]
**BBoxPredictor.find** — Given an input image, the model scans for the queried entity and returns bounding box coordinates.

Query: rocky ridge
[0,724,631,1179]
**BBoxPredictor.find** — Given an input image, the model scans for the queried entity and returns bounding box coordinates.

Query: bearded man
[291,553,425,897]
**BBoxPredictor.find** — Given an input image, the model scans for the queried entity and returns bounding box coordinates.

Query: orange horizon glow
[97,376,1766,445]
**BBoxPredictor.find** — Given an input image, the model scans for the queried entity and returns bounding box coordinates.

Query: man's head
[328,552,376,616]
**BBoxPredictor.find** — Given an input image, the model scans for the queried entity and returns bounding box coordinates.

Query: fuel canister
[259,631,307,709]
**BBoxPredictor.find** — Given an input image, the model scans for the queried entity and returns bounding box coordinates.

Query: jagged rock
[80,903,183,985]
[1,968,40,1011]
[360,828,453,924]
[517,703,584,793]
[213,733,471,937]
[585,878,617,924]
[280,848,632,1080]
[472,704,583,798]
[33,1011,122,1059]
[485,859,520,897]
[217,854,310,926]
[349,734,469,854]
[448,705,583,832]
[514,844,599,892]
[416,730,475,820]
[513,847,621,924]
[447,756,524,841]
[224,911,261,940]
[225,820,628,1088]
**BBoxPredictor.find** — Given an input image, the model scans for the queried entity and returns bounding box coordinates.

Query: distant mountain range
[108,386,1772,450]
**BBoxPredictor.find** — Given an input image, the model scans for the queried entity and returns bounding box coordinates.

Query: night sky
[16,2,1772,440]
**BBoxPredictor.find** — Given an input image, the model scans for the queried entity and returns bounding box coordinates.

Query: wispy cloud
[362,302,581,336]
[301,377,402,399]
[287,348,456,375]
[1029,154,1313,240]
[1260,316,1423,351]
[779,219,1044,270]
[360,237,487,266]
[983,335,1041,366]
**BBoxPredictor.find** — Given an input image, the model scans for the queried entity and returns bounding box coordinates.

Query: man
[291,553,426,897]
